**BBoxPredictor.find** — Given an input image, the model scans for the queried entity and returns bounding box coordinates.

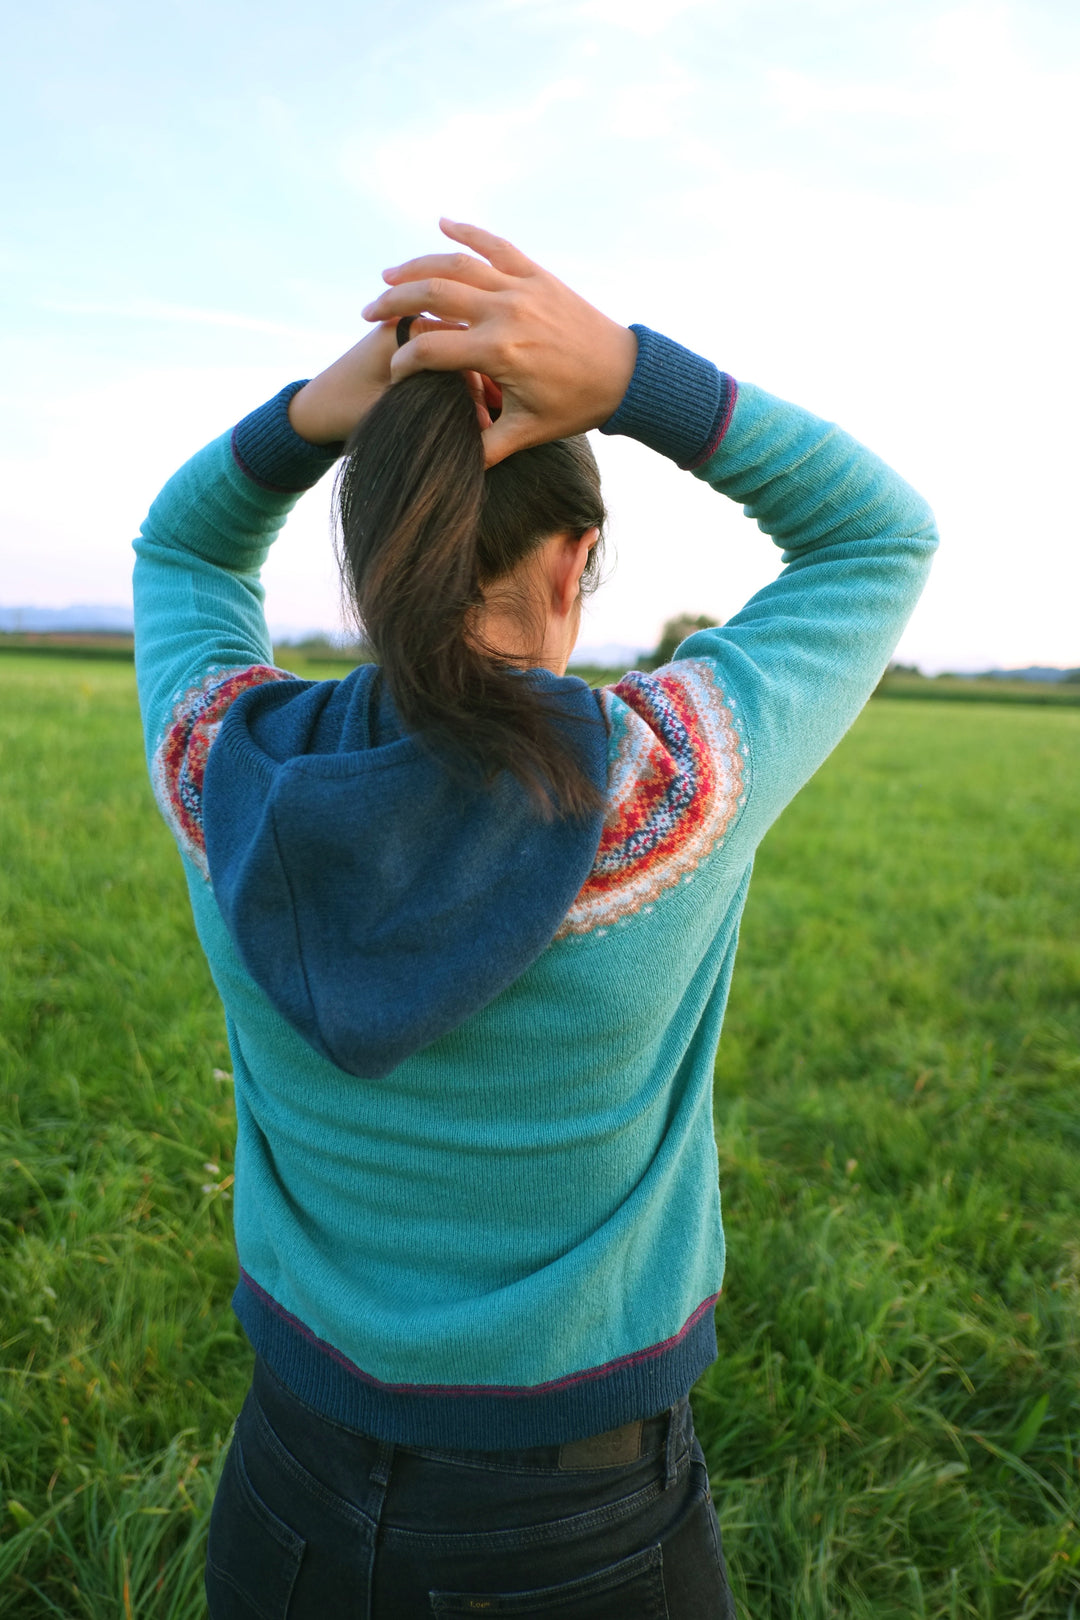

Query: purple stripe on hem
[238,1267,720,1400]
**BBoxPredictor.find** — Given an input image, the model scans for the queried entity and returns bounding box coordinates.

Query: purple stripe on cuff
[600,325,738,469]
[231,381,345,494]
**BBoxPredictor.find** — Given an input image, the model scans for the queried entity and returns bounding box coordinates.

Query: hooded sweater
[133,327,937,1448]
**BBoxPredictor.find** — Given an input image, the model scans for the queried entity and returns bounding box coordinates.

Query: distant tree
[873,661,927,695]
[1063,669,1080,684]
[644,613,718,670]
[272,633,373,664]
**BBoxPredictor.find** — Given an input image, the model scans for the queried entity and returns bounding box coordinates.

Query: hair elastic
[396,316,416,348]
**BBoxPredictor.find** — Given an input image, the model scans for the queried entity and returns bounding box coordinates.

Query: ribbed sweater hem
[232,1270,720,1449]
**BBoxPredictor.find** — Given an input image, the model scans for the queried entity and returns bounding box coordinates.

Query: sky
[2,0,1078,670]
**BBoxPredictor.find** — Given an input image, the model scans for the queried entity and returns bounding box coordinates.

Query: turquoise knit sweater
[133,334,937,1448]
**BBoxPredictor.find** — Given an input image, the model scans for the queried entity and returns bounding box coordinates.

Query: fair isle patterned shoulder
[556,660,746,939]
[151,665,293,877]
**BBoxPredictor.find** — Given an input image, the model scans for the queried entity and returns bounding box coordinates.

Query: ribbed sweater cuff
[231,382,345,494]
[599,326,737,470]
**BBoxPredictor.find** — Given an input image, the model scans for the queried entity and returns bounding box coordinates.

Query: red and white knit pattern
[557,661,746,938]
[151,664,291,875]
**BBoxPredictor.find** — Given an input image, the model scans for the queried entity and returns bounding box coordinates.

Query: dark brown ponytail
[335,371,607,818]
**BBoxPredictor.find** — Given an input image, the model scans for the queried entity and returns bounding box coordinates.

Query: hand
[287,315,476,445]
[360,220,638,466]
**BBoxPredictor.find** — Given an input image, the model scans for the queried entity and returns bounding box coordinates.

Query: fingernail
[361,302,376,318]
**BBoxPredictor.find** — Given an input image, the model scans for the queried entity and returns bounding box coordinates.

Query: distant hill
[980,665,1079,682]
[2,613,1071,683]
[0,604,135,633]
[893,662,1079,683]
[0,606,341,644]
[568,642,648,669]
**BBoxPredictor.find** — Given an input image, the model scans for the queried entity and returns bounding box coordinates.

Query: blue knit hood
[201,663,608,1078]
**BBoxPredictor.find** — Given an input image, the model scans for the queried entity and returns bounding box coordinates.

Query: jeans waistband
[252,1355,689,1478]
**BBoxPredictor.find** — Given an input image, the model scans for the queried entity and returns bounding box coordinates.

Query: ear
[553,528,599,617]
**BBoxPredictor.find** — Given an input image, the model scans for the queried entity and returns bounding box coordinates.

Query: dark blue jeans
[206,1356,737,1618]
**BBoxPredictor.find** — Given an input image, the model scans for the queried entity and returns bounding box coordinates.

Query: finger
[390,326,495,382]
[479,412,534,469]
[393,313,467,349]
[462,369,494,431]
[406,316,468,337]
[382,251,506,292]
[362,278,491,325]
[363,315,463,353]
[439,219,535,278]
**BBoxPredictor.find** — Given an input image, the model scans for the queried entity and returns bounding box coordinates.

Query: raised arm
[131,320,423,756]
[131,384,333,795]
[364,222,938,852]
[598,326,938,845]
[132,320,435,869]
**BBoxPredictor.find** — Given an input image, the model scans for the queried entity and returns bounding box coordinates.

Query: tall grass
[1,656,1078,1616]
[702,701,1080,1617]
[1,658,244,1616]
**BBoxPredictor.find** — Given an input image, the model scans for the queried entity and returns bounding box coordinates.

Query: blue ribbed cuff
[231,382,345,494]
[599,326,737,470]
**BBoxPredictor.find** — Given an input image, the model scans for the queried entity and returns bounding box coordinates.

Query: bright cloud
[2,0,1078,670]
[492,0,716,38]
[42,299,339,343]
[341,77,590,227]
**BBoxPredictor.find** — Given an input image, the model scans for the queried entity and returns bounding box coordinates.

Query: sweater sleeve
[599,327,938,854]
[132,382,342,869]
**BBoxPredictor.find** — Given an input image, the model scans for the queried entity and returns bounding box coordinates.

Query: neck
[471,606,576,678]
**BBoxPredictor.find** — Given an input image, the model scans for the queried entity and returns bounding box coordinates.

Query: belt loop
[369,1439,394,1491]
[663,1403,680,1490]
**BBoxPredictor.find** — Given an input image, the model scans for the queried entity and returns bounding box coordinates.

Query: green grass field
[1,654,1078,1619]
